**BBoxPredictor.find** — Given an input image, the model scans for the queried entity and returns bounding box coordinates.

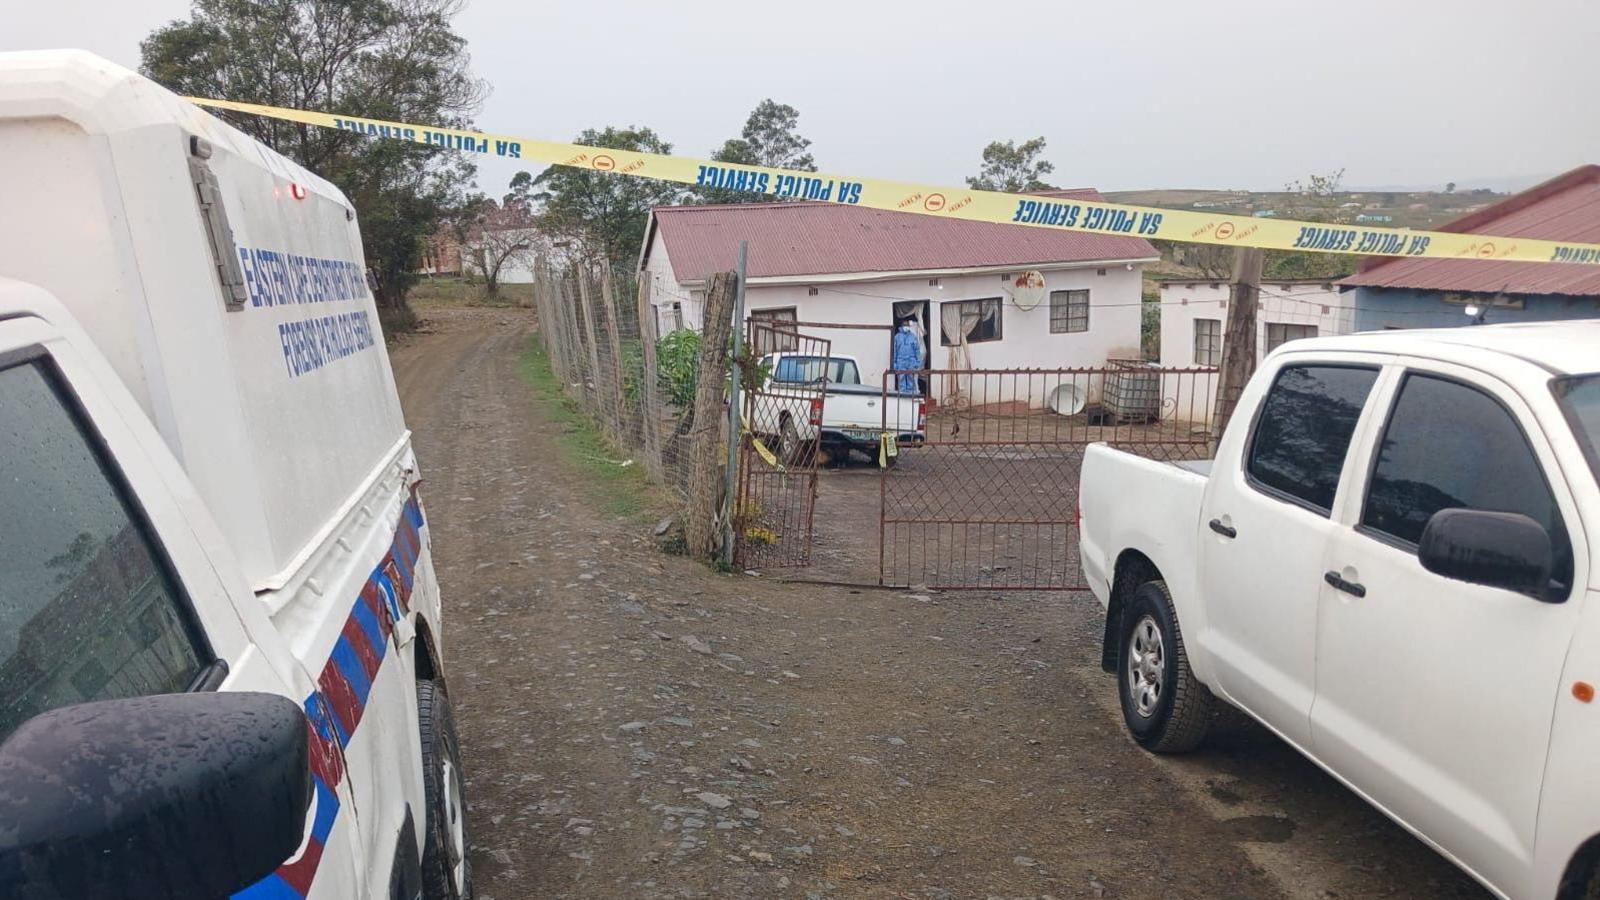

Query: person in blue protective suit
[891,316,925,394]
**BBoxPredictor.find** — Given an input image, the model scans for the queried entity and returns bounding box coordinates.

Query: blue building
[1339,165,1600,331]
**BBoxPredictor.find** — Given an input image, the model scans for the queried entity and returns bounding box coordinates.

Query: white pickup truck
[1079,322,1600,899]
[0,52,467,900]
[747,352,925,464]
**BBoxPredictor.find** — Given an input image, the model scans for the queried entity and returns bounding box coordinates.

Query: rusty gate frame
[732,321,832,569]
[878,363,1219,590]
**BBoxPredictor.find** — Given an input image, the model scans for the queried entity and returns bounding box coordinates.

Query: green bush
[657,330,701,407]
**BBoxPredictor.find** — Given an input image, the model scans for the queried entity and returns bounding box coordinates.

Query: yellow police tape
[187,97,1600,267]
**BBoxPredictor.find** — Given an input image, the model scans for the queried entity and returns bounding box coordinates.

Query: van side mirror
[0,691,310,900]
[1418,508,1555,600]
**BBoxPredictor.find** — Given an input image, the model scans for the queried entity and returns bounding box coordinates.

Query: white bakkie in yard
[746,352,925,464]
[0,52,468,899]
[1079,322,1600,899]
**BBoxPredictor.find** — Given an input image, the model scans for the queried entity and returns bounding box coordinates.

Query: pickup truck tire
[779,416,812,467]
[1117,580,1214,753]
[417,680,473,900]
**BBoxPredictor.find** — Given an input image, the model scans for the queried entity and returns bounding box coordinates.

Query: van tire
[1116,580,1214,753]
[417,680,472,900]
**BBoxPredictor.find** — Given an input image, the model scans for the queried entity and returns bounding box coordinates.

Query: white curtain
[938,302,980,408]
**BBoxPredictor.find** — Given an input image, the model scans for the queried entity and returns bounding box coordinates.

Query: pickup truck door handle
[1324,571,1367,598]
[1207,518,1237,539]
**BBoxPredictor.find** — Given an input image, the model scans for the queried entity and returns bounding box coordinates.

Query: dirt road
[392,306,1488,899]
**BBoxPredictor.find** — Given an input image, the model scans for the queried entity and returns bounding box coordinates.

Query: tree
[966,137,1055,192]
[1445,181,1457,194]
[141,0,485,328]
[459,197,539,297]
[700,99,816,204]
[1265,169,1358,280]
[532,125,686,266]
[1153,240,1235,280]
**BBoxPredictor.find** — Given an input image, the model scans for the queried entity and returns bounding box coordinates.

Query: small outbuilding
[1340,165,1600,330]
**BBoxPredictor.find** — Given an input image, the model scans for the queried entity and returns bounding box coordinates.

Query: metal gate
[879,363,1218,590]
[732,321,831,568]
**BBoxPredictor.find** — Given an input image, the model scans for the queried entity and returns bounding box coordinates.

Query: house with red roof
[1339,165,1600,330]
[638,190,1159,392]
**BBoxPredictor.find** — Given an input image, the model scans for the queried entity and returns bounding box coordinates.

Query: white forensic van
[0,52,469,900]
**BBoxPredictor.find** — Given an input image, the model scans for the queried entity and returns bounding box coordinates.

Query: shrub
[657,330,701,407]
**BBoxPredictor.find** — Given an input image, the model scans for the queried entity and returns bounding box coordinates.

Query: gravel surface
[391,306,1489,899]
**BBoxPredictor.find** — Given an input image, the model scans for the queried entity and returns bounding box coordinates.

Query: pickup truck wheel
[418,680,472,900]
[779,416,812,467]
[1117,580,1214,753]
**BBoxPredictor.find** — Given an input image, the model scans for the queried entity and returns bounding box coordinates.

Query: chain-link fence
[530,262,722,522]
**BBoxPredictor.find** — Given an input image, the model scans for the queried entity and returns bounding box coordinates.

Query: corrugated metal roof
[647,189,1158,283]
[1339,165,1600,297]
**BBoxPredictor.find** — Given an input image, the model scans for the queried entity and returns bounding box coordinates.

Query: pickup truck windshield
[772,356,860,385]
[1555,373,1600,486]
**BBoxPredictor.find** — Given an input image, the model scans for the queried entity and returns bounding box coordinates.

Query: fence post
[685,270,737,560]
[636,278,662,478]
[575,271,605,412]
[721,242,748,568]
[599,267,629,442]
[532,261,561,379]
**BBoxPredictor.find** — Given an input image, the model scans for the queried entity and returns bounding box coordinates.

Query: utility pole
[1211,246,1264,444]
[721,241,748,568]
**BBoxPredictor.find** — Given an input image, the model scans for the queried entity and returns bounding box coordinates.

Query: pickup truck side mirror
[1418,508,1555,600]
[0,691,310,900]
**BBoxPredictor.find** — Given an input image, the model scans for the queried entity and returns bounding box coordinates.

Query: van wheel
[417,680,472,900]
[1117,580,1214,753]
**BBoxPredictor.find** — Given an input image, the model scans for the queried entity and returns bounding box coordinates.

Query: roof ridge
[1351,164,1600,278]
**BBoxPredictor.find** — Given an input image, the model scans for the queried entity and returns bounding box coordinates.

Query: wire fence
[530,263,707,509]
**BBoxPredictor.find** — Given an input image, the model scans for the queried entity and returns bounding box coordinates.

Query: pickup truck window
[0,360,207,742]
[772,356,860,385]
[1554,373,1600,487]
[1362,373,1573,587]
[1246,365,1378,513]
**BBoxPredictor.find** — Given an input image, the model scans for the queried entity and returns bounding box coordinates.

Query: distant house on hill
[638,191,1159,390]
[1340,165,1600,330]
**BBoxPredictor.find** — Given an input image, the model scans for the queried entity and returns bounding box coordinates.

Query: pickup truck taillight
[809,397,824,426]
[917,400,927,431]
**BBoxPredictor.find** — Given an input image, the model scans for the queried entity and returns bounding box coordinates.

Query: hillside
[1103,187,1507,230]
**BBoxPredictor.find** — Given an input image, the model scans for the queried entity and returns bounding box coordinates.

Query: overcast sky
[12,0,1600,195]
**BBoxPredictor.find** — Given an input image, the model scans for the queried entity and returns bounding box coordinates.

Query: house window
[940,298,1003,345]
[1050,290,1089,333]
[750,307,799,353]
[1265,323,1318,353]
[1194,318,1222,366]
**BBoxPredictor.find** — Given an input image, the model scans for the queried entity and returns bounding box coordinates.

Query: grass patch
[518,335,658,519]
[410,277,534,310]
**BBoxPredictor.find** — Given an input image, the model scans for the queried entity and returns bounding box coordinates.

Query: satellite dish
[1048,383,1087,416]
[1010,270,1047,310]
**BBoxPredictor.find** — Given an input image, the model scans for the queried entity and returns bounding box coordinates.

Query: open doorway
[891,299,931,396]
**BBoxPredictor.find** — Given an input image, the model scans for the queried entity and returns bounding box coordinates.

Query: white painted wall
[1157,280,1353,367]
[642,235,705,335]
[1156,280,1356,424]
[642,229,1147,409]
